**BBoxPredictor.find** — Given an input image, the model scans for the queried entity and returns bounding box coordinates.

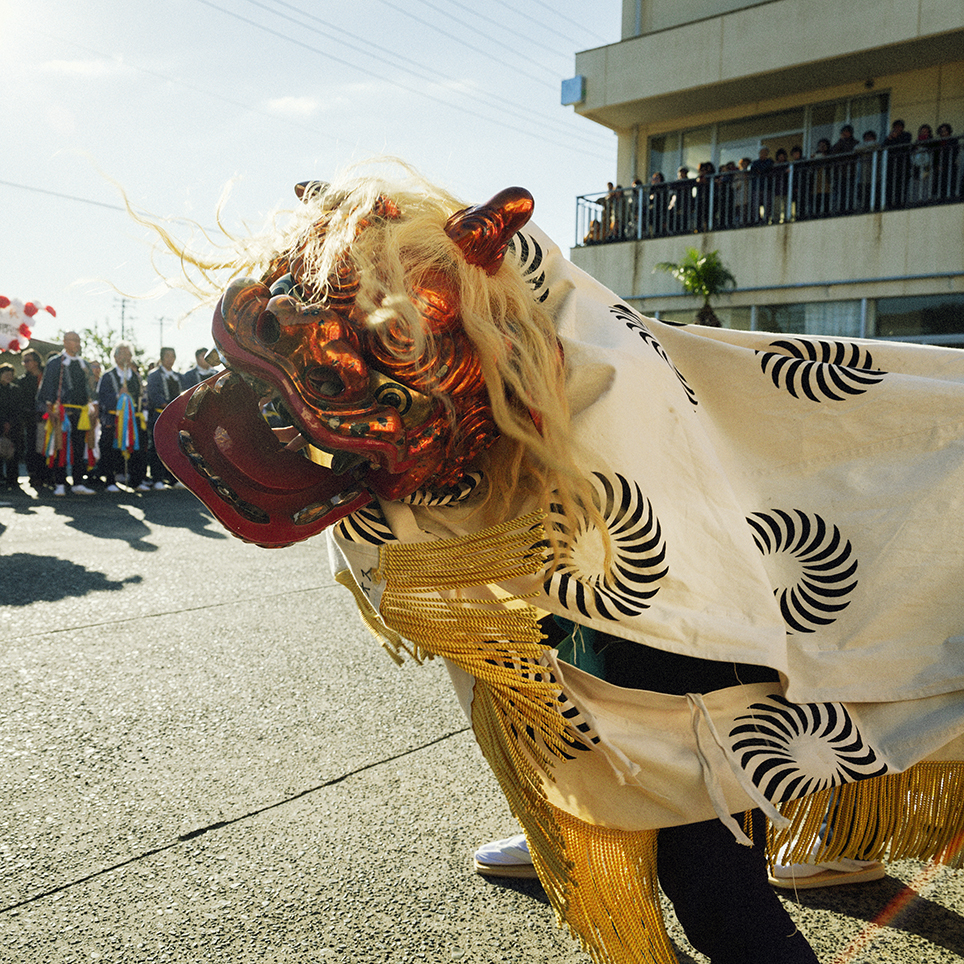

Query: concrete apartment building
[566,0,964,345]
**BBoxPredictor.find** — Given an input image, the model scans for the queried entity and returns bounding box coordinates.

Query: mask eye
[374,381,413,415]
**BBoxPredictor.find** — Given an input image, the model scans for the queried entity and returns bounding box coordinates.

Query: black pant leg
[658,811,818,964]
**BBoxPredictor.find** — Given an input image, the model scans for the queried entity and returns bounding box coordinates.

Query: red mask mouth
[154,370,373,547]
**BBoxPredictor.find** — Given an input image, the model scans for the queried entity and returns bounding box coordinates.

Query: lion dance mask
[155,181,536,547]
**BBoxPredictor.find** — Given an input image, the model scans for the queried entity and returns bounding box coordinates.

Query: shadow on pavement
[480,876,702,964]
[136,489,228,539]
[48,498,159,551]
[11,488,229,548]
[788,872,964,956]
[0,553,143,606]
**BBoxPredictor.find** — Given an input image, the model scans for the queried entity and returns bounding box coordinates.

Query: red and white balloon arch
[0,296,56,352]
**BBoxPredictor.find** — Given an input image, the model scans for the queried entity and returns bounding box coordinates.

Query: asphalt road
[1,485,962,963]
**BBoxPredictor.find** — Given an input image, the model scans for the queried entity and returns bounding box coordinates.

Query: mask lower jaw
[154,372,373,547]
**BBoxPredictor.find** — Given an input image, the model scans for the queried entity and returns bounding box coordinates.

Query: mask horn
[444,187,534,275]
[294,181,329,201]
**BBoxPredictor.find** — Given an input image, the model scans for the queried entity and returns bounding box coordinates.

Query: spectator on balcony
[831,124,858,155]
[597,182,615,239]
[810,138,833,218]
[612,184,632,239]
[883,118,912,208]
[934,123,960,198]
[909,124,935,205]
[716,161,737,228]
[626,177,645,240]
[831,124,859,213]
[647,172,667,237]
[855,130,879,211]
[749,146,774,224]
[667,167,692,234]
[583,219,603,245]
[772,148,789,223]
[933,123,960,201]
[789,146,804,219]
[731,158,751,226]
[694,162,716,232]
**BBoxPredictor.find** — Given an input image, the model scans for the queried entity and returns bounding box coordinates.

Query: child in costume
[153,163,964,964]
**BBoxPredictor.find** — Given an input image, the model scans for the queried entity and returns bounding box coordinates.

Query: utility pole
[114,297,134,340]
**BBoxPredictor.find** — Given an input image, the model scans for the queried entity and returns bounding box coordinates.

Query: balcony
[576,142,962,247]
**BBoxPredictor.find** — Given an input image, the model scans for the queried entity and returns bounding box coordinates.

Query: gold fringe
[372,510,548,591]
[333,568,416,665]
[769,762,964,869]
[369,511,580,769]
[472,679,676,964]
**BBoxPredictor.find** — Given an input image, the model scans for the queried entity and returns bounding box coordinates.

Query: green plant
[653,248,736,327]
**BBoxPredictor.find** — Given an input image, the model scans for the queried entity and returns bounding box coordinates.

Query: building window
[648,93,889,175]
[757,302,862,337]
[872,294,964,342]
[718,108,805,167]
[657,306,753,329]
[649,297,964,347]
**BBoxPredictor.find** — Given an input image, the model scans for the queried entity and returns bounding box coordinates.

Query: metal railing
[577,140,962,246]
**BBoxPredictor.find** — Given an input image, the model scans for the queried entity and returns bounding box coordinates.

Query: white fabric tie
[687,692,788,845]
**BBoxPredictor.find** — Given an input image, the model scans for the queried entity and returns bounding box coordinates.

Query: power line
[0,178,128,214]
[29,27,374,155]
[491,0,613,46]
[403,0,573,60]
[192,0,611,161]
[30,12,612,165]
[250,0,611,150]
[368,0,560,89]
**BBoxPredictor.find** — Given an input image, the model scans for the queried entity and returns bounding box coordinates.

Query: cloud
[266,95,321,119]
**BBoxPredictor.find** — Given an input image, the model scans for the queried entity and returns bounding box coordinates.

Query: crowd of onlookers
[0,334,219,497]
[585,119,961,243]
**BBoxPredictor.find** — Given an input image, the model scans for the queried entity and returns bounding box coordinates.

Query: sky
[1,0,620,367]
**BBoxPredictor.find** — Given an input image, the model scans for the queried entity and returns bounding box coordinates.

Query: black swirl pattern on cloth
[488,652,601,758]
[336,474,483,543]
[507,232,549,303]
[545,472,668,621]
[729,694,888,802]
[334,503,395,546]
[400,472,483,507]
[609,304,698,406]
[758,338,887,402]
[747,509,858,634]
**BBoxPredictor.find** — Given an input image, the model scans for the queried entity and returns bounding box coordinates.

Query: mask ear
[444,187,534,275]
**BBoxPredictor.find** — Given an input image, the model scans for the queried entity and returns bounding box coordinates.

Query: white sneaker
[173,481,187,490]
[53,484,66,497]
[152,481,167,490]
[136,482,151,492]
[106,484,120,493]
[70,484,96,495]
[473,834,537,879]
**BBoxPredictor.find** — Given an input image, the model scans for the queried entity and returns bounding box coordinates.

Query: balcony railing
[577,141,962,246]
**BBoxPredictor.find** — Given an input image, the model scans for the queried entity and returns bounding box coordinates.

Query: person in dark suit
[98,342,148,492]
[180,347,219,388]
[16,349,48,492]
[37,331,97,496]
[0,364,20,490]
[146,347,183,489]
